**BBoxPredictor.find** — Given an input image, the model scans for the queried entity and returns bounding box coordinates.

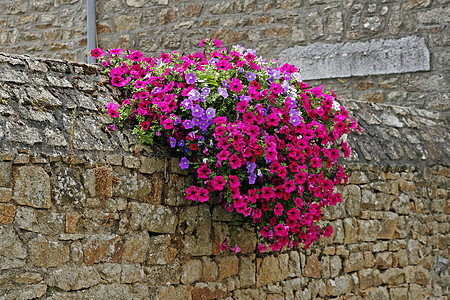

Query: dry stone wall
[0,0,448,112]
[0,53,449,299]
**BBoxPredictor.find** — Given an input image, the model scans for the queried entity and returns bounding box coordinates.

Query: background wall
[0,52,448,299]
[0,0,448,112]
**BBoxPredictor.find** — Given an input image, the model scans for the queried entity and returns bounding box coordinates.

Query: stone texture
[83,234,124,265]
[179,204,212,256]
[122,232,150,263]
[279,36,430,80]
[181,259,202,284]
[15,272,43,284]
[14,206,65,235]
[47,265,102,291]
[0,203,16,224]
[12,165,51,208]
[29,236,70,267]
[129,202,178,234]
[257,255,286,286]
[0,225,27,269]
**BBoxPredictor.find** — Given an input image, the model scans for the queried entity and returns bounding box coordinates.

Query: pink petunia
[211,175,226,191]
[229,154,242,169]
[274,203,284,217]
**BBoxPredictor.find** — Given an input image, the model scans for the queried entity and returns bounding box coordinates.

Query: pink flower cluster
[92,38,359,252]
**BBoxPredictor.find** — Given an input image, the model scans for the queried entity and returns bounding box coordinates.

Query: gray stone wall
[0,0,448,112]
[0,52,449,299]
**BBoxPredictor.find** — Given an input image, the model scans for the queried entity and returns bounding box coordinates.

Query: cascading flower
[94,38,359,253]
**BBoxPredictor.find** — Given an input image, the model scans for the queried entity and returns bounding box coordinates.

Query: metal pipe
[87,0,97,64]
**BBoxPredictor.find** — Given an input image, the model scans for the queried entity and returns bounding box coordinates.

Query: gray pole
[87,0,97,64]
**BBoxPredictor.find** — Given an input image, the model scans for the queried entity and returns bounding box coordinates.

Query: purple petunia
[188,89,200,101]
[249,173,256,184]
[179,157,189,170]
[246,161,256,173]
[169,137,176,148]
[183,119,193,129]
[201,87,211,96]
[246,71,256,81]
[192,105,204,118]
[206,107,216,120]
[186,73,196,84]
[181,99,193,109]
[218,87,228,98]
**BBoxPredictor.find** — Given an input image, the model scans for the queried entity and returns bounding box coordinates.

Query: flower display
[92,38,359,252]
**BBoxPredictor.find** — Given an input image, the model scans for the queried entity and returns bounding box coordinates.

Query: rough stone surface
[83,234,124,265]
[29,236,70,267]
[12,165,51,208]
[279,36,430,80]
[129,202,178,234]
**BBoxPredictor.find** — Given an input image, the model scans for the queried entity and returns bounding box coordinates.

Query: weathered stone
[13,166,51,208]
[156,285,193,300]
[344,252,364,273]
[201,257,218,281]
[358,91,384,103]
[14,206,65,235]
[184,4,202,17]
[121,264,144,283]
[216,255,239,280]
[115,15,140,31]
[403,0,431,10]
[359,268,382,290]
[0,225,27,269]
[239,254,256,288]
[0,203,16,224]
[145,262,182,285]
[179,204,212,256]
[15,272,43,284]
[377,212,399,239]
[363,286,389,300]
[158,7,179,24]
[381,268,405,284]
[47,265,101,291]
[389,287,408,300]
[147,234,177,265]
[257,255,284,286]
[0,187,12,202]
[342,185,361,216]
[279,36,430,80]
[192,282,228,300]
[302,254,321,279]
[181,259,202,284]
[65,212,80,234]
[83,234,124,265]
[122,232,150,263]
[375,252,393,269]
[359,219,380,242]
[4,284,47,300]
[343,217,358,244]
[129,202,178,234]
[140,156,165,174]
[307,11,324,40]
[29,236,70,267]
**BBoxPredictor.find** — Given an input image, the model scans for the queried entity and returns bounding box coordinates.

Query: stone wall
[0,0,448,112]
[0,53,449,299]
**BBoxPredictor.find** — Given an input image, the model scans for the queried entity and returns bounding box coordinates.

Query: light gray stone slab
[279,36,430,80]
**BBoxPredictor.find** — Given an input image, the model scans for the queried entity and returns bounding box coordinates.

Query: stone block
[29,236,70,267]
[343,218,358,244]
[216,255,239,280]
[129,202,178,234]
[201,257,218,281]
[122,232,150,263]
[377,212,399,239]
[15,272,43,284]
[83,234,124,265]
[3,284,47,300]
[390,287,408,300]
[47,265,101,291]
[181,259,202,284]
[140,156,165,174]
[375,252,393,269]
[145,262,182,285]
[12,166,51,208]
[303,254,322,279]
[121,264,144,284]
[358,219,380,242]
[0,203,16,224]
[191,282,228,300]
[115,15,140,31]
[156,285,193,300]
[179,204,212,256]
[65,212,81,233]
[0,225,27,270]
[0,187,12,202]
[257,255,285,286]
[279,36,430,80]
[381,268,405,285]
[239,254,256,288]
[147,234,177,265]
[363,286,389,300]
[14,206,65,235]
[344,252,364,273]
